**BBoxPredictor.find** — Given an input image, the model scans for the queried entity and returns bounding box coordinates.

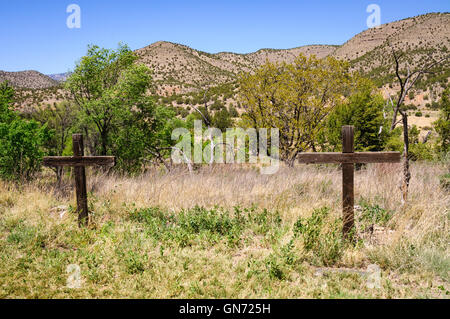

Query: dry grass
[0,162,448,298]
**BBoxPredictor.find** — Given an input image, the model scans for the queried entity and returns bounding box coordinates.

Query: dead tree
[389,43,448,203]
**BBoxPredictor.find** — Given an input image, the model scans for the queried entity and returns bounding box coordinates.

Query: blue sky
[0,0,448,74]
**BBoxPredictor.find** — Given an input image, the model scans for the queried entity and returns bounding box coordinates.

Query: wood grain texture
[72,134,89,227]
[296,152,401,164]
[342,125,354,154]
[43,156,115,167]
[342,126,354,240]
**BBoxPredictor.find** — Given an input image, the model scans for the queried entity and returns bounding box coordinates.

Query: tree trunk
[401,114,411,204]
[83,127,95,156]
[285,152,297,167]
[56,166,63,189]
[100,130,108,156]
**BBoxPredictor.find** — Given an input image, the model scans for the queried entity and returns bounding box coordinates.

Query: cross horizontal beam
[296,152,401,164]
[43,156,115,167]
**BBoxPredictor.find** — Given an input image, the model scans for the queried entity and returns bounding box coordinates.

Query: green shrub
[415,111,423,117]
[210,100,224,111]
[430,101,440,110]
[265,254,285,280]
[434,88,450,153]
[323,78,389,152]
[130,206,282,247]
[212,108,233,131]
[228,106,239,117]
[280,239,295,265]
[293,207,343,266]
[0,81,51,181]
[409,142,434,161]
[125,251,146,274]
[179,108,189,118]
[177,206,236,236]
[357,200,392,232]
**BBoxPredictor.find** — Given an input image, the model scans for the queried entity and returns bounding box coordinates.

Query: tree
[65,43,151,156]
[324,78,389,152]
[0,81,51,181]
[228,105,239,117]
[0,81,15,123]
[212,108,233,132]
[32,101,77,186]
[388,44,448,202]
[65,44,187,173]
[434,88,450,154]
[112,102,185,173]
[238,54,352,165]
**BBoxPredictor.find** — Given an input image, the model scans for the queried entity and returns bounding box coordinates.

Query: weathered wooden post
[72,134,89,226]
[296,125,401,241]
[43,134,115,227]
[342,126,355,240]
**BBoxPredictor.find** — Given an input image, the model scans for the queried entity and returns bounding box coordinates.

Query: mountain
[47,72,72,82]
[334,12,450,89]
[7,12,450,112]
[333,13,449,61]
[135,41,337,95]
[0,70,58,89]
[134,13,449,96]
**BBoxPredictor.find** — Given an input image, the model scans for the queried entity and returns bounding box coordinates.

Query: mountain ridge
[0,70,58,89]
[131,12,449,96]
[4,12,450,113]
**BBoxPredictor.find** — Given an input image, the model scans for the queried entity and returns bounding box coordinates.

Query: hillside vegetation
[8,13,450,113]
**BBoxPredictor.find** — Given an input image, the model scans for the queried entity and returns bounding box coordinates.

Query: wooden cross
[296,126,401,240]
[43,134,115,227]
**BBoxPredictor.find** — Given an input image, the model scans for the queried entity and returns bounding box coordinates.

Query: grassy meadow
[0,162,448,298]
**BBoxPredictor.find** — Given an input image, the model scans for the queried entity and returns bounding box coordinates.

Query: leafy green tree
[212,108,233,132]
[386,125,433,161]
[210,100,224,111]
[434,88,450,154]
[239,54,352,165]
[323,78,389,151]
[385,127,404,152]
[228,105,239,118]
[0,81,15,123]
[112,102,185,173]
[65,43,151,155]
[32,101,77,185]
[65,43,186,173]
[0,81,51,181]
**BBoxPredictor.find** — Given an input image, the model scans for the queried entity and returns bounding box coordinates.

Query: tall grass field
[0,162,448,298]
